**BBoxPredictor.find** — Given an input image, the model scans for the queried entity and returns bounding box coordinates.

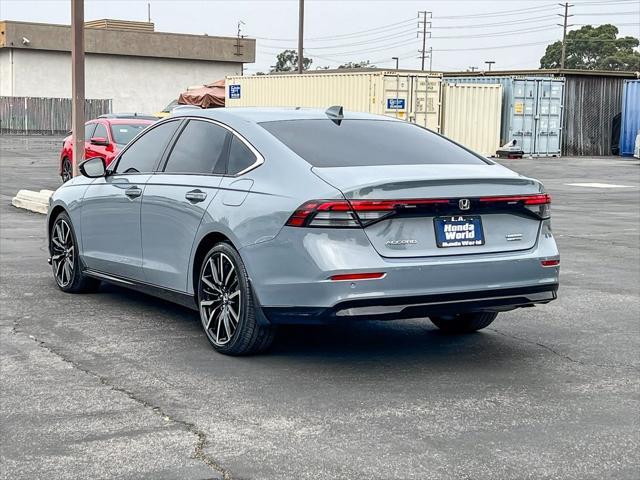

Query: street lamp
[392,56,399,70]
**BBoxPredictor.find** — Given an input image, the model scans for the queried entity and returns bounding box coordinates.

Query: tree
[540,24,640,71]
[270,49,312,72]
[338,60,376,69]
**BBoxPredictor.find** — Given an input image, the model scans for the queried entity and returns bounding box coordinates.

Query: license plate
[434,216,485,248]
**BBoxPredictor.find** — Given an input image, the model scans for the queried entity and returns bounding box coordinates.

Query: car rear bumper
[263,283,558,324]
[240,222,559,324]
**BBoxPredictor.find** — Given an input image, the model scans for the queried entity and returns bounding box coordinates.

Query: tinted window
[111,123,149,145]
[164,120,228,174]
[227,136,257,175]
[93,123,108,140]
[260,119,488,167]
[84,123,96,139]
[115,121,180,174]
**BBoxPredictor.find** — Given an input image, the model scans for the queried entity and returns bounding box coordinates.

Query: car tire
[197,242,275,356]
[429,312,498,334]
[50,212,100,293]
[61,157,72,183]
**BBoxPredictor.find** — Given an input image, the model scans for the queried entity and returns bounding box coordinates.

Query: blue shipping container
[443,76,564,156]
[620,80,640,156]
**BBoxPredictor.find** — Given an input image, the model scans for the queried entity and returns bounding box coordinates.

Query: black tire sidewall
[51,212,83,292]
[61,158,71,183]
[197,242,253,353]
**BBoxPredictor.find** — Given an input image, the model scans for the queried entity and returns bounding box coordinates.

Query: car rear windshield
[259,119,489,167]
[111,124,150,145]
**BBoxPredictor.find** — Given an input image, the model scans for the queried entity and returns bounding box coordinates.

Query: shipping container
[225,71,442,132]
[620,80,640,157]
[443,76,564,156]
[441,83,502,156]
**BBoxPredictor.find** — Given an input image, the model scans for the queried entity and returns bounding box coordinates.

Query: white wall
[0,49,241,113]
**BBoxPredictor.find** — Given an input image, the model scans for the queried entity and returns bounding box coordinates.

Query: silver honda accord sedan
[47,107,559,355]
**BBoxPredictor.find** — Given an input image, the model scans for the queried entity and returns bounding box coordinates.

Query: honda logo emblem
[458,199,471,211]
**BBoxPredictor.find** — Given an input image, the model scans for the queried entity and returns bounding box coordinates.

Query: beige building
[0,19,255,113]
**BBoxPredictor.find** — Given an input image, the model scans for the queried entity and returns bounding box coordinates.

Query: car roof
[90,118,155,125]
[170,107,398,124]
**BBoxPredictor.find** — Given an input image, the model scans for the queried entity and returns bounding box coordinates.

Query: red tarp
[178,79,225,108]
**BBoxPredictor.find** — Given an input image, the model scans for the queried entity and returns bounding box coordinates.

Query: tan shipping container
[441,83,502,156]
[225,71,442,132]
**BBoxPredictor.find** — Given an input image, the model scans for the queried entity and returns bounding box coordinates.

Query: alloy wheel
[199,252,241,346]
[62,159,72,183]
[51,218,75,288]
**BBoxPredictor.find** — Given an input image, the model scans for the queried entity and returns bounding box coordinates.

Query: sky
[1,0,639,74]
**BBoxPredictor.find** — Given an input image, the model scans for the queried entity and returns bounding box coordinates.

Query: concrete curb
[12,189,54,215]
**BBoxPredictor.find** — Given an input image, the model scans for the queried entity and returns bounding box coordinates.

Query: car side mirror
[90,136,109,146]
[79,157,106,178]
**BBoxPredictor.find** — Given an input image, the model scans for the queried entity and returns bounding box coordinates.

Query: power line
[254,17,416,42]
[429,14,558,30]
[431,24,559,39]
[432,40,555,52]
[574,11,640,15]
[433,3,557,19]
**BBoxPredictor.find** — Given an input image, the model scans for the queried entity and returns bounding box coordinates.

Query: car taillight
[479,193,551,219]
[286,198,450,228]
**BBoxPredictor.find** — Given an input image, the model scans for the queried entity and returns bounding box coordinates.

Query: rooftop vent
[84,19,155,33]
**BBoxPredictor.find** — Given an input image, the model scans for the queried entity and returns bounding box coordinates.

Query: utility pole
[469,66,478,72]
[71,0,84,178]
[298,0,304,74]
[235,21,246,75]
[485,60,495,71]
[392,56,399,70]
[418,11,432,71]
[147,2,151,22]
[558,2,574,69]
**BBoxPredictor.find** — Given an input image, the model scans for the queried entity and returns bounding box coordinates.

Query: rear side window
[93,123,108,140]
[115,120,180,174]
[84,123,96,139]
[164,120,229,174]
[227,136,257,175]
[260,119,488,167]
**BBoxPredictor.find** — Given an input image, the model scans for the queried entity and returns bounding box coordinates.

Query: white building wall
[0,50,14,95]
[0,48,241,113]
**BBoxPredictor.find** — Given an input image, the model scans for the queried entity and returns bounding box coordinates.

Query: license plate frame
[434,216,485,248]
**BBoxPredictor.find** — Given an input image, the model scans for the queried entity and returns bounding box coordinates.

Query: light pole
[298,0,304,73]
[71,0,85,178]
[392,56,399,70]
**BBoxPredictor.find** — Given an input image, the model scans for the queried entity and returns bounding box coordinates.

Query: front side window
[163,120,229,174]
[114,120,180,174]
[92,123,108,140]
[260,119,489,167]
[84,123,96,140]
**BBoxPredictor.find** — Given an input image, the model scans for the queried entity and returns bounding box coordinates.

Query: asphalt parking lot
[1,135,639,480]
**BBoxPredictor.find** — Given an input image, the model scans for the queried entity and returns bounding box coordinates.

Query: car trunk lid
[311,164,546,258]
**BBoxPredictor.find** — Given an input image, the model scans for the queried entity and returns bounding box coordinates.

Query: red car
[59,117,155,182]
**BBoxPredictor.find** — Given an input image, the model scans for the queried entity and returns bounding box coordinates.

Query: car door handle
[185,190,207,203]
[125,187,142,199]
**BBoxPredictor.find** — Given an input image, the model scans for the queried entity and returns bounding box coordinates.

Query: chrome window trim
[108,118,183,176]
[166,116,265,177]
[110,115,265,178]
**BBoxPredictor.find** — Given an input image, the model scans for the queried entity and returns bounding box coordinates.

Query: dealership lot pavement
[1,136,639,480]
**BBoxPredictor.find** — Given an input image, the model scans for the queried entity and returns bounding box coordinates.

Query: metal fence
[562,76,625,156]
[0,97,112,135]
